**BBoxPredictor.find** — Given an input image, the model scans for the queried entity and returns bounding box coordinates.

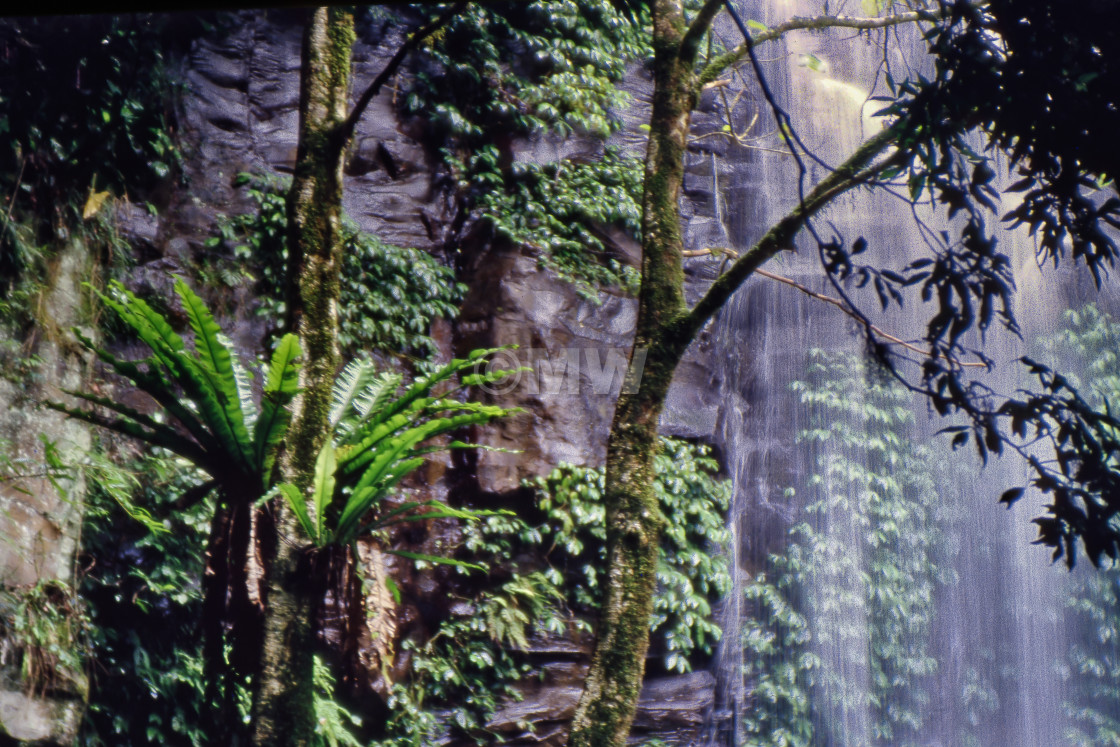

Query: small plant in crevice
[741,350,942,747]
[207,174,465,371]
[0,578,88,698]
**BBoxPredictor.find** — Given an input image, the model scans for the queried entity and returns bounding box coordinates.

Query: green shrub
[209,174,465,371]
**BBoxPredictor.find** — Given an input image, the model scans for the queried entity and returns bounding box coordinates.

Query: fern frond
[175,279,256,468]
[329,358,377,430]
[253,334,301,486]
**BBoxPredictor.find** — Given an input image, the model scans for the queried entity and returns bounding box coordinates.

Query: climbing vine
[403,0,648,296]
[480,148,643,298]
[208,174,464,370]
[0,14,187,341]
[742,350,942,746]
[362,437,729,745]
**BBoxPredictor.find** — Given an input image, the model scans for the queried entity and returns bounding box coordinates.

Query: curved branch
[698,3,976,86]
[680,0,725,64]
[674,123,901,342]
[337,1,466,144]
[684,250,987,367]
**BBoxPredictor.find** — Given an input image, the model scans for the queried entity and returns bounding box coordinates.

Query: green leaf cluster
[480,148,644,299]
[277,352,519,550]
[519,436,731,672]
[0,16,185,317]
[77,454,218,747]
[742,350,942,746]
[0,578,88,698]
[372,570,566,746]
[404,0,644,143]
[368,437,728,745]
[208,174,465,371]
[402,0,648,298]
[49,278,300,498]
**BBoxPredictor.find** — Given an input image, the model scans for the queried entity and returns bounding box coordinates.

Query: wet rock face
[0,241,94,745]
[171,11,454,260]
[485,654,716,746]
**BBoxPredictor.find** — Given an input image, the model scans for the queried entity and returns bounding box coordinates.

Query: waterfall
[696,2,1120,744]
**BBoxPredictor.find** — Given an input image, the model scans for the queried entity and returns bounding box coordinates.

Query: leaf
[253,334,301,484]
[175,279,255,468]
[313,442,337,543]
[82,189,111,220]
[798,54,827,73]
[386,549,484,572]
[276,483,317,544]
[384,576,402,606]
[1000,487,1025,507]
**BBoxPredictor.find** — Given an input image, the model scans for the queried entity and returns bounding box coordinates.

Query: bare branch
[338,2,467,144]
[698,3,982,86]
[683,248,986,367]
[673,123,901,342]
[680,0,726,64]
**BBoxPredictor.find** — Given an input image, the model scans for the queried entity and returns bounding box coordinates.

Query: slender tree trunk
[250,8,354,747]
[568,1,702,744]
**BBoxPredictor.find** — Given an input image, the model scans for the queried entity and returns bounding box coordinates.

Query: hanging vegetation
[742,350,942,747]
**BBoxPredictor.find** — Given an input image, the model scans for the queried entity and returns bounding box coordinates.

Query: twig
[338,2,467,143]
[682,247,987,367]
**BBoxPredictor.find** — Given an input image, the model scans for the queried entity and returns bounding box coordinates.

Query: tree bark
[568,3,905,744]
[568,2,701,744]
[250,8,353,747]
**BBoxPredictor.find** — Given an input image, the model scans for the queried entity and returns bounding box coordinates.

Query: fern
[278,351,522,548]
[48,278,301,502]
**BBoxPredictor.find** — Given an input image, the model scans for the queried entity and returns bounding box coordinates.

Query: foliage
[310,655,365,747]
[0,15,186,319]
[366,437,728,745]
[0,16,184,203]
[0,578,88,697]
[372,571,565,746]
[1037,305,1120,745]
[208,174,465,371]
[479,148,643,298]
[829,0,1120,568]
[48,278,302,499]
[742,350,941,746]
[405,0,648,296]
[277,353,519,550]
[405,0,644,144]
[77,454,217,747]
[519,436,732,672]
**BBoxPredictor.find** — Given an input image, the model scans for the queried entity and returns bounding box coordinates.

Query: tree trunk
[568,1,703,744]
[250,8,354,747]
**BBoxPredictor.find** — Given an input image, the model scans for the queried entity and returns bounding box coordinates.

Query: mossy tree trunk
[248,6,462,744]
[568,1,902,744]
[567,2,718,744]
[250,8,353,747]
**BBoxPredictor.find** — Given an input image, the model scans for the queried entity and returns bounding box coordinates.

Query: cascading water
[694,2,1120,744]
